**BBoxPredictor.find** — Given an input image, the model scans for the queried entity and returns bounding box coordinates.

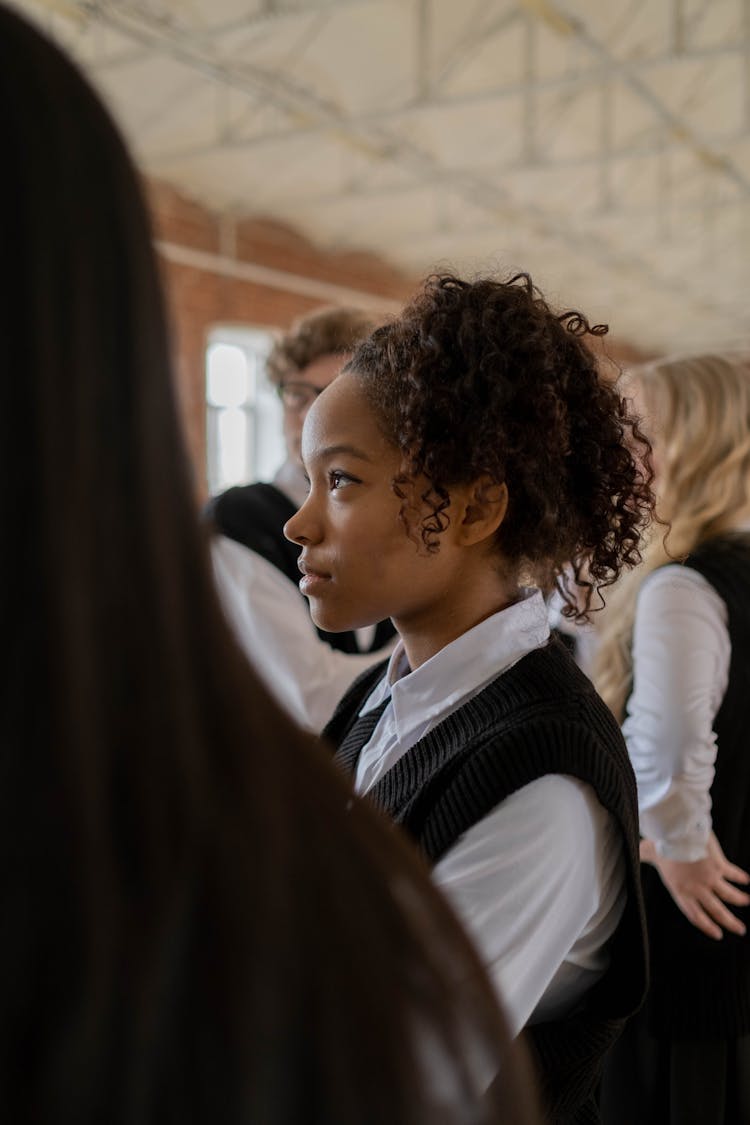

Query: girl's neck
[395,578,522,671]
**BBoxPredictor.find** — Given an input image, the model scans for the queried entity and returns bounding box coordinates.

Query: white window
[205,326,285,496]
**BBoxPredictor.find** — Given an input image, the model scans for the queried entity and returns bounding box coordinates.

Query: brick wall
[147,180,414,497]
[147,179,653,497]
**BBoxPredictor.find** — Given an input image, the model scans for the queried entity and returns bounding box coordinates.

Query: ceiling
[12,0,750,354]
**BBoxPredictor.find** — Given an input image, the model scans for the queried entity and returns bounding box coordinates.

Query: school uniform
[602,533,750,1125]
[324,590,647,1124]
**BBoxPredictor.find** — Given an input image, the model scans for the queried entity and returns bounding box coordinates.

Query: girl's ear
[457,475,508,546]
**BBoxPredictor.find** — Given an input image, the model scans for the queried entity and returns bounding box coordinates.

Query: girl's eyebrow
[314,443,373,463]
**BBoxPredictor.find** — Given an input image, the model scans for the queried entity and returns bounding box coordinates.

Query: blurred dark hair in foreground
[0,6,538,1123]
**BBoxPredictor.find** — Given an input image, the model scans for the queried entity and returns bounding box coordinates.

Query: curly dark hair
[346,272,655,619]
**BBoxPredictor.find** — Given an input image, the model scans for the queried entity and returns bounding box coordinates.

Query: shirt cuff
[654,831,710,863]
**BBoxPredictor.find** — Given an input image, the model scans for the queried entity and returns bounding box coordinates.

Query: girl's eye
[329,469,357,491]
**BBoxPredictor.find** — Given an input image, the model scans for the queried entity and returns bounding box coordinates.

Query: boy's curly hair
[347,272,655,619]
[266,306,379,385]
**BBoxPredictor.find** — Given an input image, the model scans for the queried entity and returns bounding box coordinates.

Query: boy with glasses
[209,307,396,730]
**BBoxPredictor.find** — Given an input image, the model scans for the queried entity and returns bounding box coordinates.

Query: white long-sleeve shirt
[211,535,393,732]
[353,590,626,1035]
[623,563,730,861]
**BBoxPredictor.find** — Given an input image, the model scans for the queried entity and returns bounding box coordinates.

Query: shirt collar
[360,644,408,712]
[360,588,550,743]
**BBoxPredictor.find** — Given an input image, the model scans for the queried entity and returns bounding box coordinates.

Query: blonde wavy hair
[593,352,750,720]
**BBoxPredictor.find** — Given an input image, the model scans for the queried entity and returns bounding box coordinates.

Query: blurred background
[11,0,750,495]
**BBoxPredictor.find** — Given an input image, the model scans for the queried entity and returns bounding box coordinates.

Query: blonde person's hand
[640,832,750,941]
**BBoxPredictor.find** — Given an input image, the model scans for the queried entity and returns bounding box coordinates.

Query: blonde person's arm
[640,833,749,940]
[211,535,394,733]
[624,565,750,938]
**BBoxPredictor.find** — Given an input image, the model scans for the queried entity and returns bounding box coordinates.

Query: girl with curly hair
[596,354,750,1125]
[285,272,655,1124]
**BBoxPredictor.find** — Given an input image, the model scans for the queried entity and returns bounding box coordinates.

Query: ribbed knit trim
[526,1016,625,1125]
[324,658,390,754]
[326,639,648,1123]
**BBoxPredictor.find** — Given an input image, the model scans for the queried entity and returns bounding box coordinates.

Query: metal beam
[150,125,748,179]
[433,1,521,91]
[416,0,431,101]
[598,77,613,211]
[256,184,750,231]
[521,9,536,163]
[744,0,750,130]
[199,0,375,37]
[544,0,750,198]
[89,45,159,69]
[656,134,673,241]
[88,1,351,131]
[151,0,374,38]
[672,0,685,54]
[86,17,749,117]
[26,0,88,23]
[133,73,208,137]
[72,0,750,320]
[681,0,722,48]
[604,0,648,51]
[134,43,749,168]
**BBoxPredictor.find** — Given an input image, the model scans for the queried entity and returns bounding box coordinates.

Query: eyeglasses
[277,381,327,411]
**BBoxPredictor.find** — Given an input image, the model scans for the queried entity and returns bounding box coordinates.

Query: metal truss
[21,0,750,335]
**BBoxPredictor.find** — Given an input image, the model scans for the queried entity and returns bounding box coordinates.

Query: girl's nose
[284,495,316,545]
[283,510,304,544]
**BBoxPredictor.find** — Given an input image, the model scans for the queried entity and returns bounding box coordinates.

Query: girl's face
[284,372,487,641]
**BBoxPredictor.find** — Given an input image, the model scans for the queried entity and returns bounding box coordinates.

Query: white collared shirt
[353,590,626,1036]
[623,563,730,861]
[355,590,550,790]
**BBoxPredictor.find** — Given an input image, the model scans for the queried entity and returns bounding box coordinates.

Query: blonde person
[596,354,750,1125]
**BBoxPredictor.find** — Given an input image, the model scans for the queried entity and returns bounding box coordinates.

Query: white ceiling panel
[11,0,750,353]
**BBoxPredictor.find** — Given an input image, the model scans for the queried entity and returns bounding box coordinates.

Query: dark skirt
[599,1005,750,1125]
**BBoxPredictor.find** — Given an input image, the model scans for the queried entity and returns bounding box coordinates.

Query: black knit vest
[325,639,647,1125]
[640,533,750,1040]
[206,482,395,655]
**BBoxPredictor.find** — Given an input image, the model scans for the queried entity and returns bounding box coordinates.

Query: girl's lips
[299,572,331,596]
[297,558,331,596]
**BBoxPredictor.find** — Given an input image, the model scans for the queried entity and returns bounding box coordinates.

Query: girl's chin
[317,623,355,636]
[310,610,350,634]
[310,606,367,635]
